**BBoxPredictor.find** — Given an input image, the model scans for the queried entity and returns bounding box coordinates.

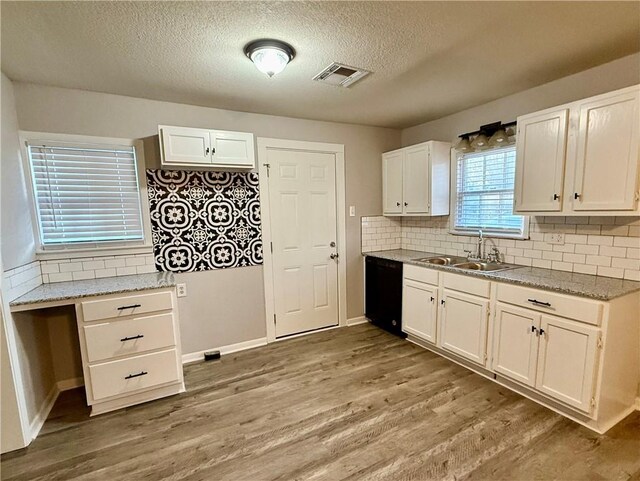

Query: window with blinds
[27,141,145,248]
[453,145,526,236]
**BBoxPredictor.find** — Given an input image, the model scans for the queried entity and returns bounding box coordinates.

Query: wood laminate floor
[2,323,639,481]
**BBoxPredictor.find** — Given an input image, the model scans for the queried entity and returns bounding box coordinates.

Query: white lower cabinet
[439,290,489,366]
[397,263,639,433]
[402,278,438,344]
[492,303,540,387]
[535,315,600,413]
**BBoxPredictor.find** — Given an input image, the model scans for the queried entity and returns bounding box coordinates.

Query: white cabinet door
[572,89,639,211]
[403,144,430,214]
[383,150,404,214]
[160,126,212,165]
[211,130,255,168]
[492,303,540,387]
[535,315,600,413]
[514,109,568,212]
[402,279,437,344]
[439,290,489,366]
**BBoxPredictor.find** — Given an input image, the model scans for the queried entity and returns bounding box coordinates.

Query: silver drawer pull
[124,371,148,380]
[117,304,141,310]
[527,298,551,307]
[120,334,144,342]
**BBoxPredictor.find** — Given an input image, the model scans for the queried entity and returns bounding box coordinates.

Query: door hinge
[590,397,596,409]
[264,163,271,177]
[486,306,491,320]
[273,314,277,324]
[635,191,639,202]
[597,334,603,350]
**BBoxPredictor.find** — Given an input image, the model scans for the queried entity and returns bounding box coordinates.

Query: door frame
[257,137,347,343]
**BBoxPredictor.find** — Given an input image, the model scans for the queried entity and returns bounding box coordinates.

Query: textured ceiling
[2,1,639,128]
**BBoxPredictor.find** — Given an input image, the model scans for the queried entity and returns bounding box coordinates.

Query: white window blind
[454,145,525,236]
[27,142,145,247]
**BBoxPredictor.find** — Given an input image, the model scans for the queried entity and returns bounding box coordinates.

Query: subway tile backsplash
[39,253,156,284]
[362,215,640,281]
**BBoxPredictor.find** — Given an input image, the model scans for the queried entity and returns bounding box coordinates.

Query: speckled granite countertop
[364,249,640,301]
[10,272,176,308]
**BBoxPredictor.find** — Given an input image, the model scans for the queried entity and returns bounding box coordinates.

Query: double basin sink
[413,255,520,272]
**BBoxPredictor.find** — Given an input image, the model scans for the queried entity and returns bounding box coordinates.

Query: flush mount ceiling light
[244,39,295,78]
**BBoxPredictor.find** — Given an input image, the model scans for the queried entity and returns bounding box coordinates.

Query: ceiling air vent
[312,63,370,88]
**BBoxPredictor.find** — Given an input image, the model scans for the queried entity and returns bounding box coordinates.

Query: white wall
[402,53,640,145]
[12,83,401,353]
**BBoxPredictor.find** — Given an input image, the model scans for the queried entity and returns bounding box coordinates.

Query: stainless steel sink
[452,261,519,272]
[415,256,468,266]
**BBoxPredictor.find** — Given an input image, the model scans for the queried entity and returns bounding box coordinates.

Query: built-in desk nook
[10,273,185,417]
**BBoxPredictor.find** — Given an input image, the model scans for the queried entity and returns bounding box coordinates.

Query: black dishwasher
[365,256,406,337]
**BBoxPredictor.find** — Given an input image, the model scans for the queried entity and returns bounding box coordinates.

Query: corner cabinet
[159,125,255,169]
[514,84,640,216]
[382,141,451,216]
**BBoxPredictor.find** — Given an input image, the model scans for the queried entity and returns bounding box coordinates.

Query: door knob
[330,253,339,260]
[330,241,336,247]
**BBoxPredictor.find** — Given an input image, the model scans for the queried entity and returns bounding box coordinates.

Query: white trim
[272,324,341,342]
[19,131,154,256]
[56,376,84,392]
[257,137,347,343]
[347,316,368,326]
[29,384,59,441]
[181,337,268,364]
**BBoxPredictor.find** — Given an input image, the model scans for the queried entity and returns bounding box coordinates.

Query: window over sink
[451,145,528,239]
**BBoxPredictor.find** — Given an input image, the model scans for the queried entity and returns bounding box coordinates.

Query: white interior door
[267,149,339,338]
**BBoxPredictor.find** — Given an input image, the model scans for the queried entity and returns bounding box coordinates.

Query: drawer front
[84,313,176,363]
[404,264,439,285]
[443,273,491,298]
[497,283,602,325]
[89,349,180,401]
[82,291,174,322]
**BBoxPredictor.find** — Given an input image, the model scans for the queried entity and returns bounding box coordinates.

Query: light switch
[349,206,356,217]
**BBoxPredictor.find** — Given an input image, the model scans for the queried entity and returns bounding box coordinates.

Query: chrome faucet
[477,229,484,260]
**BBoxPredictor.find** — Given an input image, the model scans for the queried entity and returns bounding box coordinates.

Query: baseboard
[346,316,368,326]
[29,384,59,441]
[56,377,84,392]
[182,337,268,364]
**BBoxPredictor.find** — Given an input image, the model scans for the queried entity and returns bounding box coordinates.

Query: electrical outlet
[547,233,565,245]
[177,283,187,297]
[349,205,356,217]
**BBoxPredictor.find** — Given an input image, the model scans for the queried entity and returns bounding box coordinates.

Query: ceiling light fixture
[455,121,517,152]
[244,39,295,78]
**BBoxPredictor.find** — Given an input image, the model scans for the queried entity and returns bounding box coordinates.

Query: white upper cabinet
[514,108,568,212]
[572,89,640,211]
[382,141,450,217]
[159,125,255,169]
[382,150,404,214]
[160,126,212,165]
[514,85,640,216]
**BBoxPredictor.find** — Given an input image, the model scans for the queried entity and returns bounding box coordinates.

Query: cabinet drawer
[404,264,439,285]
[82,291,174,322]
[497,283,602,325]
[84,313,176,363]
[88,349,180,401]
[443,273,491,298]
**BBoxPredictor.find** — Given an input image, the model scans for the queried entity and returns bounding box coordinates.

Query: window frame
[449,146,529,240]
[20,131,153,260]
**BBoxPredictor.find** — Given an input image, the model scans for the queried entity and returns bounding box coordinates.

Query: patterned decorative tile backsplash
[362,215,640,281]
[146,169,263,272]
